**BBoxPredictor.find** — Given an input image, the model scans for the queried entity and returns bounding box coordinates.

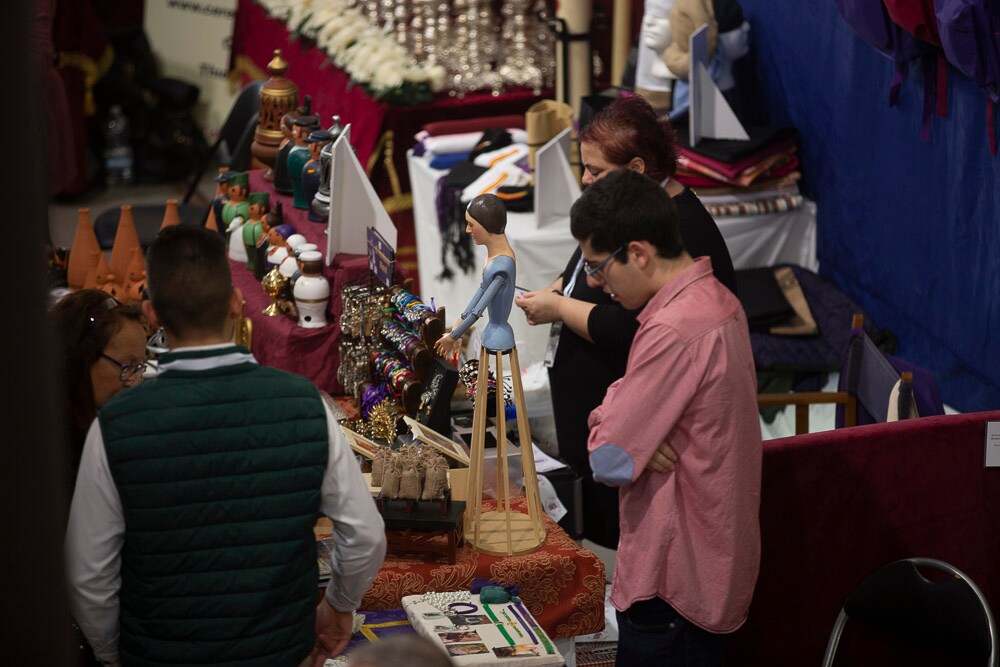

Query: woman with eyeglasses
[52,289,148,497]
[515,95,736,550]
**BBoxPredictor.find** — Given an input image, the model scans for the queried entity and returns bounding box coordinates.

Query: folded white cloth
[473,142,529,169]
[418,129,528,155]
[461,163,532,202]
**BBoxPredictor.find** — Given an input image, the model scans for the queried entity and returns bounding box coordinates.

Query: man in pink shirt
[570,168,762,666]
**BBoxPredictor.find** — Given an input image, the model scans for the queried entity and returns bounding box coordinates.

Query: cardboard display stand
[325,124,398,262]
[689,24,749,145]
[533,127,581,229]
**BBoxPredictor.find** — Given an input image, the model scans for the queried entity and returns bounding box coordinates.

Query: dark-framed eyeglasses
[583,245,626,279]
[101,353,147,384]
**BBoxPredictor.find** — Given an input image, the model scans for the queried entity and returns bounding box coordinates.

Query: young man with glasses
[66,225,386,667]
[571,168,761,667]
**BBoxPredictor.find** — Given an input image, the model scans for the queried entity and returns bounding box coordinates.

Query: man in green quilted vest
[66,225,386,667]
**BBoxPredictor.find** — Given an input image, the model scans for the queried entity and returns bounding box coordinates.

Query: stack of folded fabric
[414,115,527,169]
[414,116,537,278]
[673,125,803,218]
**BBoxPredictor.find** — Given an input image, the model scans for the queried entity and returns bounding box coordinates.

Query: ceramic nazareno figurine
[205,168,230,234]
[273,96,311,195]
[310,115,344,222]
[224,172,251,262]
[242,192,270,273]
[302,130,332,221]
[288,115,320,209]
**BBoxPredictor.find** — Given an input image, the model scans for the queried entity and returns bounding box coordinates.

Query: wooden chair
[756,314,916,435]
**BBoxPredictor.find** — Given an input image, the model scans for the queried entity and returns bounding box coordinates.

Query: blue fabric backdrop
[734,0,999,412]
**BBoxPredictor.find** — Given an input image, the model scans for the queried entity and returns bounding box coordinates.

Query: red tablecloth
[234,170,372,394]
[231,0,546,288]
[232,0,544,189]
[317,504,606,640]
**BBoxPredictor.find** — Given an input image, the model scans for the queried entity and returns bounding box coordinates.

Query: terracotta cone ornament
[82,250,101,290]
[160,199,181,231]
[252,49,299,181]
[110,205,140,289]
[68,207,100,289]
[94,251,118,299]
[123,246,146,303]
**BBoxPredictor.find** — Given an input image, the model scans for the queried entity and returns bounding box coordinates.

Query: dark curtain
[735,0,999,412]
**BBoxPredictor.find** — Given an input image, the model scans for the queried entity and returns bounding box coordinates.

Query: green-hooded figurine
[224,172,251,262]
[242,192,270,273]
[288,116,319,209]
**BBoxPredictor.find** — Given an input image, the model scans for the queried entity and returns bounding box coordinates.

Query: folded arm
[588,323,696,486]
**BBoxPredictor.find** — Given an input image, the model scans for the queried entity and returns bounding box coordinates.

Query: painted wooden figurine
[287,115,320,209]
[223,172,251,262]
[205,167,230,234]
[242,192,270,273]
[302,129,332,221]
[435,194,516,355]
[273,96,311,195]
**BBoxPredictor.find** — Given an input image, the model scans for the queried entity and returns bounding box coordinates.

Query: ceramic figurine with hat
[273,96,311,195]
[205,167,230,234]
[302,129,332,221]
[242,192,270,273]
[310,115,344,222]
[287,115,320,209]
[224,172,251,262]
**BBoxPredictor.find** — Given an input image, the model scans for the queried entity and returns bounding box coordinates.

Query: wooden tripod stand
[465,345,547,556]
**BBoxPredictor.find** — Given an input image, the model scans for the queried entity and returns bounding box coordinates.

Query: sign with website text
[367,227,395,288]
[144,0,238,140]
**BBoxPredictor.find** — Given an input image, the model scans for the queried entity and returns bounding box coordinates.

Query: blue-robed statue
[435,194,516,354]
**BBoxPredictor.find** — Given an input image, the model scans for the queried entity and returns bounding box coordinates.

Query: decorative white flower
[259,0,442,101]
[373,61,405,91]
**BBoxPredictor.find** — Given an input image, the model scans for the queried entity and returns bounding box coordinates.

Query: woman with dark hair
[515,94,735,549]
[52,289,148,493]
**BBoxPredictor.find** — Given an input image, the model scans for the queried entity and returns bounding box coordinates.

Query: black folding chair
[93,203,205,251]
[181,79,263,204]
[822,557,998,666]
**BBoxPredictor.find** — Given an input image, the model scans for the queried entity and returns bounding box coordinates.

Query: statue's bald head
[466,194,507,234]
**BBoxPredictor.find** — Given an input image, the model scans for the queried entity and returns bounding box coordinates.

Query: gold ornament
[261,268,287,317]
[368,399,398,442]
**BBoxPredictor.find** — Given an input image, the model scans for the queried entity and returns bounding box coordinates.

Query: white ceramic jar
[293,250,329,328]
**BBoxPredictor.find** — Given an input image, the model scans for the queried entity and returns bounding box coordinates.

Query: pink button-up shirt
[587,257,762,633]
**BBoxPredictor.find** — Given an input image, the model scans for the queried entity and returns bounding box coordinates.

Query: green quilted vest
[100,347,328,667]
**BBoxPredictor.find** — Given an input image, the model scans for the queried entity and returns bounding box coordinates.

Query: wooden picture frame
[338,421,384,460]
[404,415,471,467]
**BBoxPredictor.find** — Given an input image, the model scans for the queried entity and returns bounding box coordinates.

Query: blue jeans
[615,598,728,667]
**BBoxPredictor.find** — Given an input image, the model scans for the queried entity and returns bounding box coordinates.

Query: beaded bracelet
[447,601,478,615]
